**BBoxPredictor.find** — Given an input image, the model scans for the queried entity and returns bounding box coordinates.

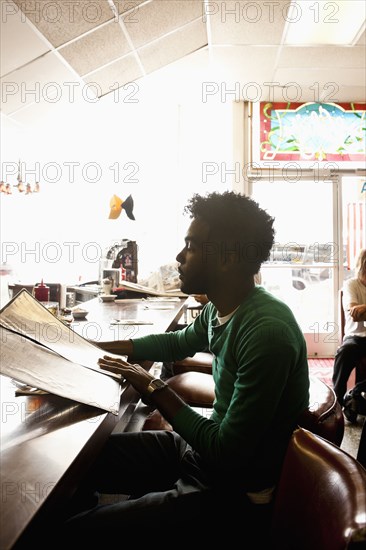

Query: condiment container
[34,280,50,302]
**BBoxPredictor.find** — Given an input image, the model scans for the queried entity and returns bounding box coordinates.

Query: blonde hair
[355,249,366,278]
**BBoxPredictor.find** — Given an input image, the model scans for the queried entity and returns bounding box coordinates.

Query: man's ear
[218,240,241,272]
[220,251,240,273]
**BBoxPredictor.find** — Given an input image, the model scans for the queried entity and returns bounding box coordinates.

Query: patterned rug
[308,358,334,388]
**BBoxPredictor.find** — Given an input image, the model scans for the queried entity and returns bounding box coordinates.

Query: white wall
[0,86,234,295]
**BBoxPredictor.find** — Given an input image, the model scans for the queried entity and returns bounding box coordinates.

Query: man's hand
[98,355,154,395]
[99,356,186,423]
[349,304,366,322]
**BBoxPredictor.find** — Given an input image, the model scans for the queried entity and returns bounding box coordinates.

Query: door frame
[246,173,344,357]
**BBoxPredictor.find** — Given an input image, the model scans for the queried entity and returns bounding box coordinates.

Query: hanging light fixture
[0,160,40,196]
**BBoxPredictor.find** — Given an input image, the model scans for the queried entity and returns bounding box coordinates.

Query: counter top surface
[0,296,188,550]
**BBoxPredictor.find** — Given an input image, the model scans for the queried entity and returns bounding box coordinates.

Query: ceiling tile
[12,0,115,47]
[0,52,79,115]
[209,46,279,84]
[7,93,77,127]
[59,21,131,76]
[124,0,204,49]
[278,46,366,69]
[356,29,365,45]
[1,0,365,119]
[114,0,147,15]
[138,18,207,74]
[209,0,286,45]
[333,86,366,103]
[83,53,143,97]
[0,1,50,77]
[139,47,211,103]
[273,67,366,100]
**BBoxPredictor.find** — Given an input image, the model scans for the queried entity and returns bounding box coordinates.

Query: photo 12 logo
[1,161,139,185]
[1,1,140,25]
[202,1,340,24]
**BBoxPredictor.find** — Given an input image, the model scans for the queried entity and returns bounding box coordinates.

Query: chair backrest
[167,372,345,445]
[357,421,366,469]
[270,427,366,549]
[298,375,344,446]
[339,288,345,344]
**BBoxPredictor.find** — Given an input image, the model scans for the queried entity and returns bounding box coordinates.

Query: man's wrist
[146,378,168,395]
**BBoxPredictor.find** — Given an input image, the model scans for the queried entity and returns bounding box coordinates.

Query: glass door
[250,178,339,357]
[340,176,365,284]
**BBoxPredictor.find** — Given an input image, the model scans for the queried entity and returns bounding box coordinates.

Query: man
[63,191,309,546]
[333,248,366,421]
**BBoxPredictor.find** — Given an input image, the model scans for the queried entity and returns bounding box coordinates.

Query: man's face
[176,218,213,295]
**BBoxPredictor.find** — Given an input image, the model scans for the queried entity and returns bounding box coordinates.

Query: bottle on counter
[34,279,50,302]
[102,277,112,295]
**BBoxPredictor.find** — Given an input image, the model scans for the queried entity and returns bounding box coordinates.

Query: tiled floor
[341,414,365,459]
[306,357,365,459]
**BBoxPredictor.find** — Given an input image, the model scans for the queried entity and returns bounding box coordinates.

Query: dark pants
[332,336,366,405]
[357,420,366,468]
[58,430,273,549]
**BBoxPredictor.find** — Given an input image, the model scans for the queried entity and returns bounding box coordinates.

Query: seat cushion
[172,352,213,375]
[142,373,344,446]
[166,371,215,407]
[297,376,344,446]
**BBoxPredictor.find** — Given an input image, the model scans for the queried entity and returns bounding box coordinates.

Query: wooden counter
[0,297,187,549]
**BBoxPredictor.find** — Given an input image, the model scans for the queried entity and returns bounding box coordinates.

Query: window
[252,101,366,169]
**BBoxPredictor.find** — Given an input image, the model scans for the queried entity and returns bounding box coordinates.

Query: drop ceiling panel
[356,29,366,45]
[84,53,143,97]
[0,52,79,115]
[1,0,365,124]
[0,3,50,77]
[209,0,286,45]
[209,46,279,83]
[12,0,116,47]
[59,20,132,76]
[7,93,78,127]
[274,67,366,100]
[115,0,147,15]
[278,46,366,69]
[138,18,207,74]
[124,0,204,49]
[140,47,211,102]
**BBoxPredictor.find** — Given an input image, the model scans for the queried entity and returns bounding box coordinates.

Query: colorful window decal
[259,102,366,163]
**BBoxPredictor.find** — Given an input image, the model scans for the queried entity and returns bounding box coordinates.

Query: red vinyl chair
[143,373,345,447]
[269,427,366,549]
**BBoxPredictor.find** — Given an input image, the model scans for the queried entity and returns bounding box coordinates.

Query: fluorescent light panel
[284,0,365,46]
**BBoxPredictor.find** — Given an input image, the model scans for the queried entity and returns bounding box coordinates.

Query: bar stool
[269,427,366,549]
[142,374,345,446]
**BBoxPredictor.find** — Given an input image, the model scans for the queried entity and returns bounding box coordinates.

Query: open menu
[0,290,123,415]
[115,279,187,298]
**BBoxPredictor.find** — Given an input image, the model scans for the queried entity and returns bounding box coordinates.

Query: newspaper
[135,262,186,297]
[0,290,123,414]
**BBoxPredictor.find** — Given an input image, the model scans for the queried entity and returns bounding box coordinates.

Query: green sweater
[132,286,309,491]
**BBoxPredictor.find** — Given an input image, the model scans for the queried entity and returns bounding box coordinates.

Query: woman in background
[332,249,366,420]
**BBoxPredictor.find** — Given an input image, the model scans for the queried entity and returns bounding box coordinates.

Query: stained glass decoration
[257,102,366,166]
